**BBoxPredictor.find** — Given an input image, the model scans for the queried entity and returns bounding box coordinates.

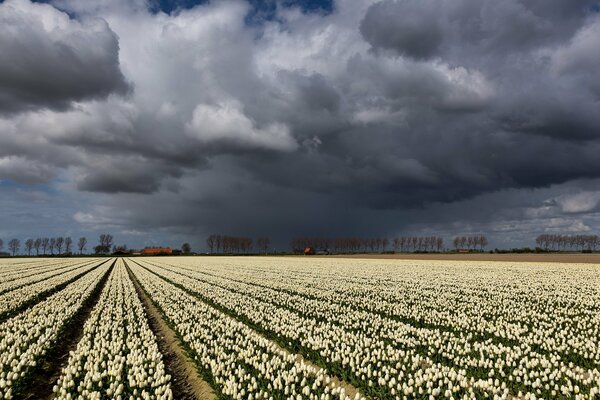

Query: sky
[0,0,600,252]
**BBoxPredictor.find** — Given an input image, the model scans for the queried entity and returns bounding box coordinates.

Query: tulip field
[0,256,599,399]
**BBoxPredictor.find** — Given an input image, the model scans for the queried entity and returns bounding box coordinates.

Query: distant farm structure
[141,247,173,255]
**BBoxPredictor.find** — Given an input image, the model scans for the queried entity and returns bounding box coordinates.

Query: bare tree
[8,239,20,256]
[78,237,87,254]
[95,234,113,254]
[0,238,3,252]
[25,239,34,256]
[182,243,191,254]
[55,237,65,254]
[49,238,56,255]
[65,237,73,254]
[41,238,50,255]
[436,237,444,252]
[257,237,271,255]
[34,238,42,256]
[206,235,216,253]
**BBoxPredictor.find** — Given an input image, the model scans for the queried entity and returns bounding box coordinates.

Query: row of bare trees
[0,237,87,256]
[0,236,92,256]
[536,234,600,251]
[289,236,448,253]
[206,234,258,254]
[452,235,489,251]
[289,237,393,253]
[392,236,444,252]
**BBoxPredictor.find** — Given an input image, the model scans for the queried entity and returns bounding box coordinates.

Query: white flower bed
[0,259,91,281]
[129,261,359,400]
[134,257,600,400]
[0,261,110,399]
[0,260,104,317]
[53,259,171,400]
[0,259,97,296]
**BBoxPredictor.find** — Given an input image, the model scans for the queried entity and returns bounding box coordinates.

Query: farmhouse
[141,247,173,255]
[304,247,315,255]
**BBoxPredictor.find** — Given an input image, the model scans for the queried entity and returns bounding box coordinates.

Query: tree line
[0,234,120,256]
[452,235,489,251]
[535,234,600,251]
[206,234,271,254]
[289,236,448,253]
[0,237,89,256]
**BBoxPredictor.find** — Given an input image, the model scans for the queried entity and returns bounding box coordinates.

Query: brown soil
[126,261,216,400]
[305,253,600,264]
[16,259,115,400]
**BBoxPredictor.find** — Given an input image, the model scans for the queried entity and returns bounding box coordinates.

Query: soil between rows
[125,260,216,400]
[16,258,115,400]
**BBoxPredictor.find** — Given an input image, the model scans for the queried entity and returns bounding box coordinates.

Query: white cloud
[556,191,600,214]
[186,102,297,151]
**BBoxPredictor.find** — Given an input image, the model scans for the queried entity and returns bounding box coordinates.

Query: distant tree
[436,237,444,252]
[41,238,50,255]
[49,238,56,255]
[65,237,73,254]
[382,238,389,252]
[257,237,270,255]
[480,235,488,250]
[215,235,222,253]
[452,237,459,250]
[182,243,191,254]
[78,237,87,254]
[206,235,216,253]
[8,239,20,256]
[95,234,114,254]
[34,238,42,256]
[55,237,65,254]
[24,239,34,256]
[0,238,3,252]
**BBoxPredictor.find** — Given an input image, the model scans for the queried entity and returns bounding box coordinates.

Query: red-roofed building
[141,247,173,255]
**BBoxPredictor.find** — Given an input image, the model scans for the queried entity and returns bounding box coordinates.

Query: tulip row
[53,259,172,400]
[128,261,361,400]
[0,259,111,399]
[153,257,600,367]
[0,258,84,281]
[156,257,599,367]
[136,257,600,400]
[149,258,600,386]
[134,260,495,400]
[0,259,97,296]
[0,260,101,320]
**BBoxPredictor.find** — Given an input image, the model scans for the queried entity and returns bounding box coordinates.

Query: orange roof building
[141,247,173,255]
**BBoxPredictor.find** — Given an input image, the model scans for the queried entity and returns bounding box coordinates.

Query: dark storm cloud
[3,0,600,247]
[360,0,443,59]
[0,0,128,114]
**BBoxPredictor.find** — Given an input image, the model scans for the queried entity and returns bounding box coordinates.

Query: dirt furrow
[125,260,216,400]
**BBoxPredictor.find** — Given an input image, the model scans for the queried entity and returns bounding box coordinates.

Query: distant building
[141,247,173,255]
[304,247,315,255]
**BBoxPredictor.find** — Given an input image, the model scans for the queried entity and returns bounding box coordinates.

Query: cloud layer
[1,0,599,248]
